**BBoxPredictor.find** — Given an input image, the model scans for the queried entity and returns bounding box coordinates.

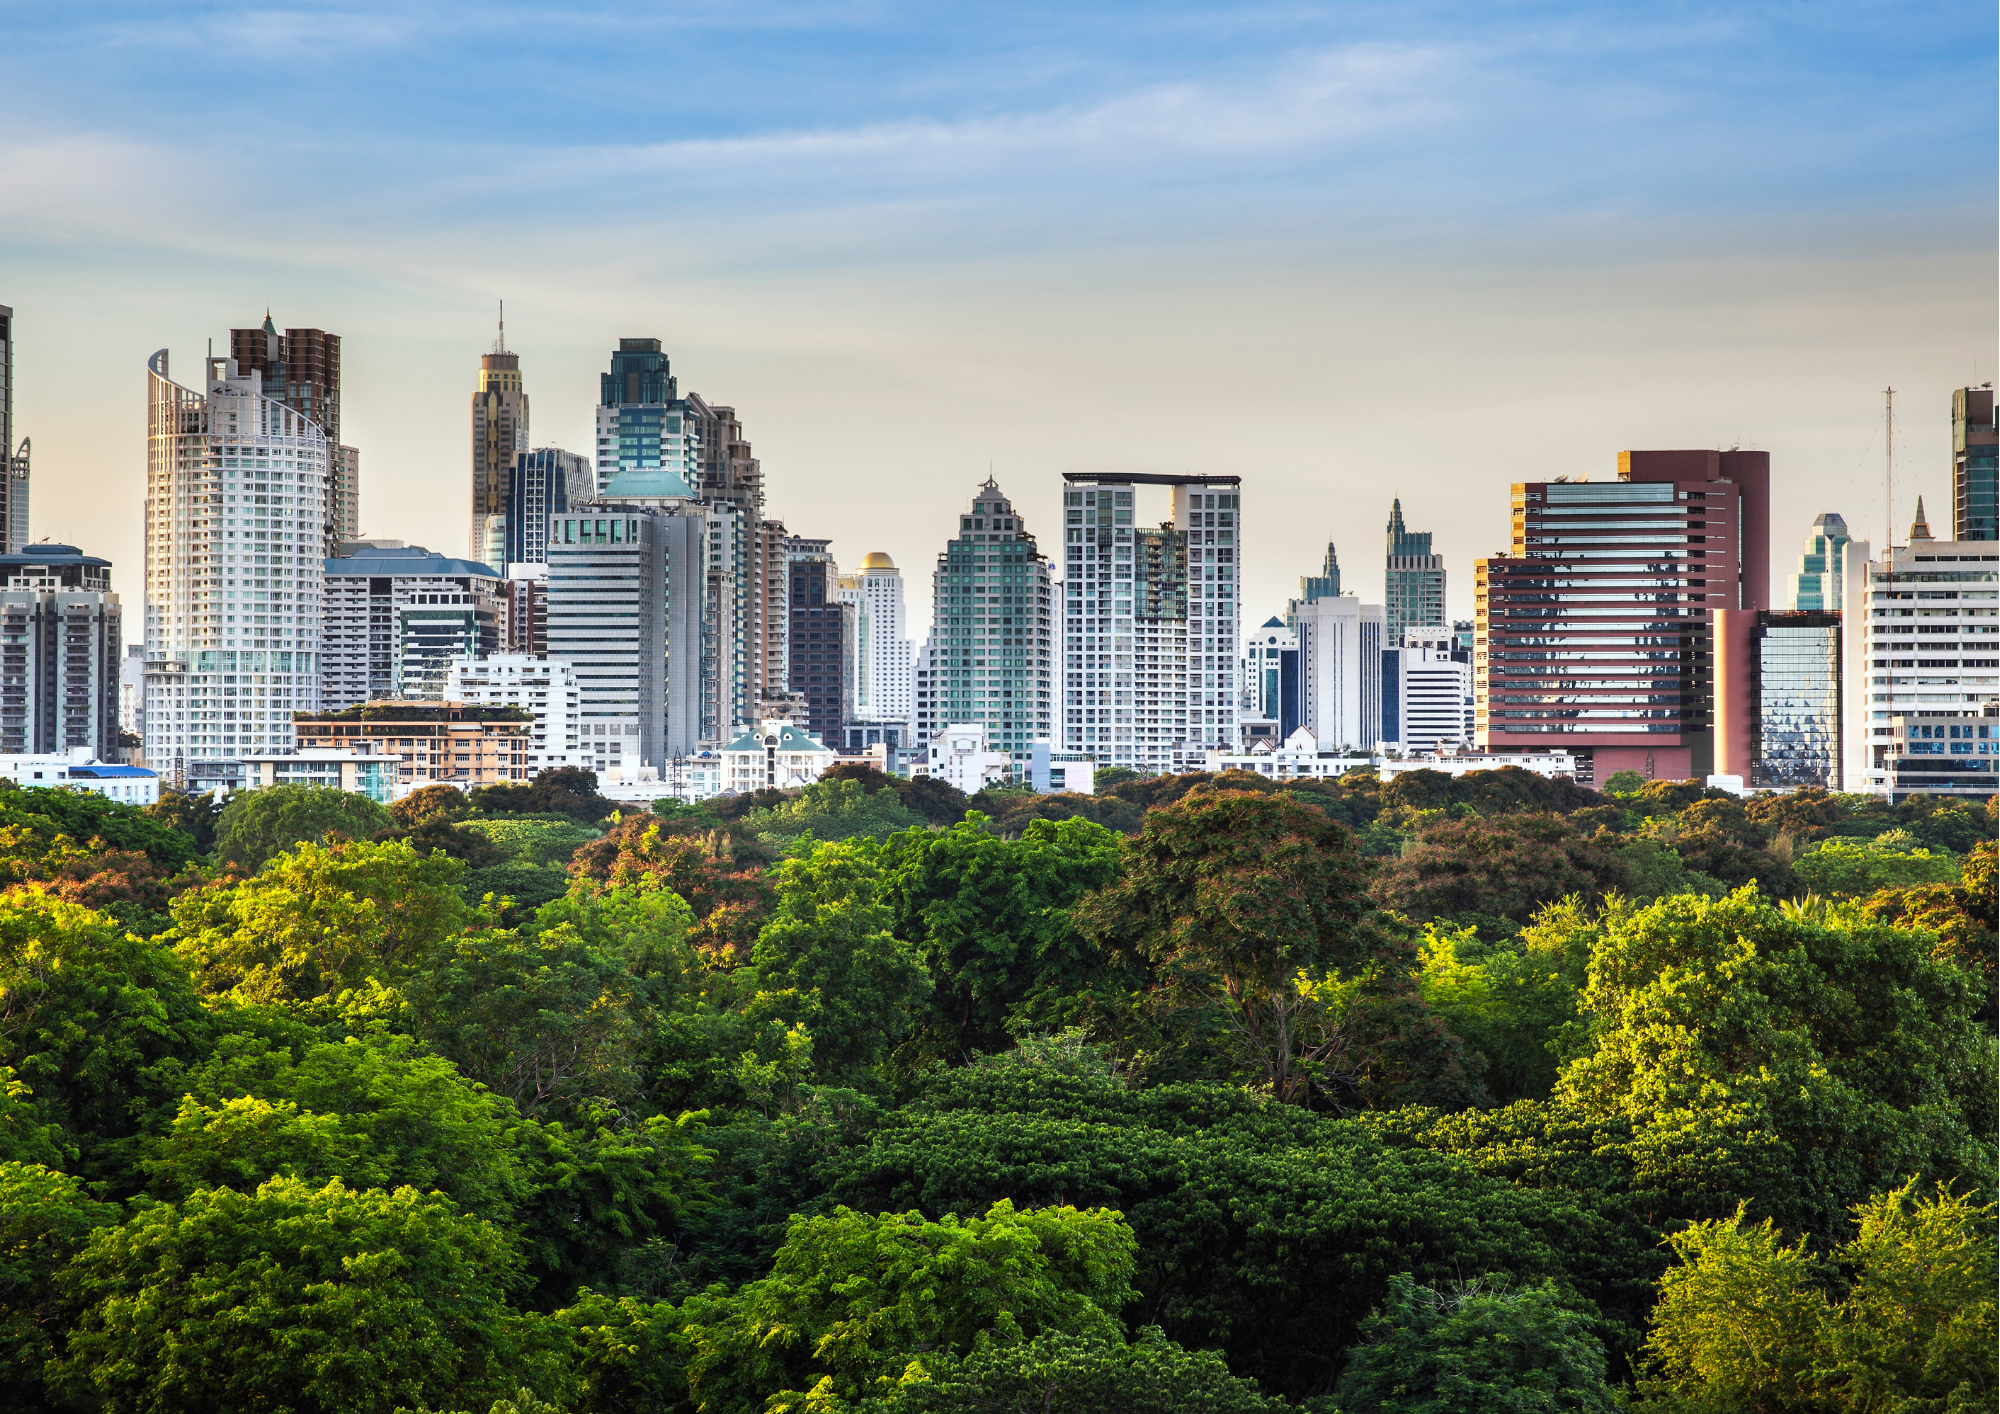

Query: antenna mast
[1884,386,1894,546]
[494,300,507,355]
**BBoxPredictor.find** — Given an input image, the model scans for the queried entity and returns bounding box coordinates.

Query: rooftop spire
[1909,496,1934,542]
[493,299,508,355]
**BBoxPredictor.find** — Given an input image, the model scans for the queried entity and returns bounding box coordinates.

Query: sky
[0,0,1992,636]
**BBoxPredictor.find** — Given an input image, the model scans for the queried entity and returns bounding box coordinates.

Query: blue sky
[1,0,1992,621]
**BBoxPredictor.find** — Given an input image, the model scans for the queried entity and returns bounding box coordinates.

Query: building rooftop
[0,544,110,569]
[860,551,896,570]
[600,468,694,500]
[324,545,498,578]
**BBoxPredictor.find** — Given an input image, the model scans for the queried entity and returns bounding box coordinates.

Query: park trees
[213,783,395,869]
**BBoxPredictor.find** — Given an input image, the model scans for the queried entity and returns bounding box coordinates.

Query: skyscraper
[787,537,854,741]
[1787,512,1852,610]
[1953,385,1996,541]
[1061,474,1237,772]
[1713,608,1841,788]
[1290,591,1384,751]
[685,394,763,739]
[143,349,328,789]
[470,329,528,563]
[230,315,353,558]
[504,447,593,567]
[1475,449,1770,786]
[1301,542,1340,601]
[0,304,27,553]
[852,552,914,725]
[0,544,122,759]
[320,545,502,708]
[594,338,693,493]
[937,478,1055,769]
[1384,498,1446,641]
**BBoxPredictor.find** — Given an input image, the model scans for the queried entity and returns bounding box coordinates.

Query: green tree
[868,1326,1289,1413]
[740,776,927,848]
[391,782,471,827]
[0,894,213,1189]
[1555,888,1996,1241]
[1795,829,1962,899]
[143,787,225,854]
[1337,1274,1614,1413]
[169,839,480,1003]
[883,815,1122,1060]
[1073,789,1377,1104]
[1372,813,1636,927]
[469,766,618,825]
[750,841,932,1085]
[0,1162,119,1410]
[51,1176,524,1414]
[464,815,603,867]
[683,1200,1137,1414]
[213,782,395,869]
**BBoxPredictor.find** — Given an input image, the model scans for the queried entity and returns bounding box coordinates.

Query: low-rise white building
[239,747,403,803]
[923,722,1013,795]
[1029,742,1095,794]
[1377,746,1577,785]
[720,720,837,794]
[0,748,160,804]
[1203,727,1373,781]
[445,654,585,776]
[658,752,725,804]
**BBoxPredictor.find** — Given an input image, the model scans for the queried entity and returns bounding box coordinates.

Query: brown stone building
[292,700,532,787]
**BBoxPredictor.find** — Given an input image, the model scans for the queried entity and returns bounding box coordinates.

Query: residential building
[720,718,835,793]
[1027,742,1095,793]
[659,751,725,804]
[0,749,159,803]
[0,304,27,552]
[1061,474,1234,773]
[787,537,856,743]
[1384,498,1446,643]
[1841,520,1999,798]
[1289,591,1384,752]
[751,518,792,720]
[505,448,592,567]
[238,748,401,802]
[1475,449,1771,787]
[843,552,914,725]
[293,702,532,788]
[320,545,502,708]
[503,563,547,654]
[548,489,705,769]
[1954,385,1997,541]
[446,654,585,775]
[925,721,1013,794]
[686,394,765,739]
[1203,727,1370,781]
[143,348,328,790]
[120,642,146,742]
[0,544,123,759]
[1382,640,1473,756]
[1788,513,1853,611]
[229,315,354,558]
[912,631,939,743]
[1714,609,1842,789]
[470,331,528,563]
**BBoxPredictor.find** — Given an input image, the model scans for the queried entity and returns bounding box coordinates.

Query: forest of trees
[0,761,1992,1414]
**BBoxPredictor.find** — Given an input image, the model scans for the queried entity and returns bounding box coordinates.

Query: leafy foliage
[214,782,395,868]
[1794,829,1962,899]
[469,767,619,825]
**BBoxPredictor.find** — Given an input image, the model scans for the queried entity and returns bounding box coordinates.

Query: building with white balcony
[720,719,835,794]
[924,721,1013,795]
[445,653,585,776]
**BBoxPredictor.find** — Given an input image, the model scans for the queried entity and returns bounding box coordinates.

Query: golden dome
[860,551,896,570]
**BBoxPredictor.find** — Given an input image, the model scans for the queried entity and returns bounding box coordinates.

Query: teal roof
[724,723,827,752]
[1261,615,1285,627]
[601,467,693,499]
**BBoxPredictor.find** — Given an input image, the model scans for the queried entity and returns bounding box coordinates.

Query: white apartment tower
[854,552,914,725]
[143,349,326,785]
[1290,591,1385,752]
[446,654,586,775]
[1061,474,1241,774]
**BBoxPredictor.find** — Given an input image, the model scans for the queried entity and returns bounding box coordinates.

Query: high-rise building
[1788,512,1852,611]
[320,545,502,708]
[929,480,1055,771]
[1290,591,1384,752]
[446,653,586,776]
[912,631,939,744]
[470,331,528,563]
[751,517,791,720]
[683,394,766,741]
[1243,616,1300,739]
[505,448,592,567]
[787,537,854,742]
[1714,609,1842,788]
[1061,474,1236,773]
[0,544,122,759]
[593,338,694,494]
[1840,519,1999,799]
[143,349,328,789]
[1384,498,1445,643]
[503,563,548,655]
[1475,449,1770,787]
[840,552,913,726]
[1301,541,1340,601]
[0,304,28,553]
[548,485,706,768]
[230,315,353,558]
[1953,385,1996,541]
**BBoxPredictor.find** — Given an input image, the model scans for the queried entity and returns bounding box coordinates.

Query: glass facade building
[1953,386,1996,541]
[1749,610,1840,788]
[505,447,593,567]
[932,480,1053,769]
[593,339,694,496]
[1787,512,1852,611]
[1476,449,1770,786]
[1384,498,1445,642]
[786,537,854,742]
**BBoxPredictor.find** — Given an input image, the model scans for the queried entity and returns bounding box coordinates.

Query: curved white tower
[144,350,329,788]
